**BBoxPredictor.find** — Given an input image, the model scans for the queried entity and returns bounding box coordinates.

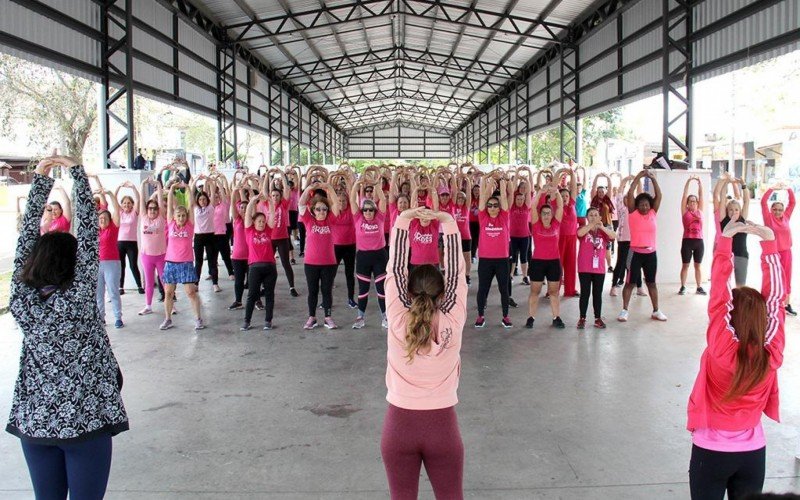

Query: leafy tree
[0,54,97,162]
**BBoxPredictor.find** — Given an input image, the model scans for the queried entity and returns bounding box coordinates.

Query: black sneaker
[501,316,513,328]
[474,316,486,328]
[138,287,145,295]
[158,295,165,303]
[290,258,297,265]
[240,321,251,331]
[299,251,305,257]
[786,304,798,317]
[290,287,299,297]
[255,300,264,311]
[525,316,535,329]
[696,287,707,296]
[466,276,471,285]
[678,286,686,295]
[228,301,243,310]
[552,316,566,329]
[347,298,358,309]
[119,288,125,295]
[522,277,530,285]
[513,268,520,276]
[508,297,518,308]
[263,321,273,330]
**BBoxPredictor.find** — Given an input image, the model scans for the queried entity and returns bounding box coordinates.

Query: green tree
[581,108,630,163]
[0,54,97,162]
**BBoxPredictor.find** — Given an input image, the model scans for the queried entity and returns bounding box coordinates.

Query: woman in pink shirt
[452,174,473,284]
[138,179,167,316]
[679,176,706,295]
[240,194,277,331]
[333,179,357,309]
[40,185,72,234]
[97,194,124,329]
[208,176,235,281]
[409,183,440,269]
[526,185,564,329]
[263,170,299,297]
[508,168,533,287]
[382,206,465,500]
[474,175,513,329]
[228,182,251,311]
[114,181,144,295]
[557,169,579,297]
[161,183,205,331]
[350,179,389,330]
[299,182,340,330]
[576,207,616,329]
[189,175,220,292]
[761,183,795,316]
[469,184,481,261]
[618,170,667,322]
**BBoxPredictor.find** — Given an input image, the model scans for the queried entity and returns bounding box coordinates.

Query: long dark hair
[725,287,770,401]
[19,232,78,291]
[405,264,444,362]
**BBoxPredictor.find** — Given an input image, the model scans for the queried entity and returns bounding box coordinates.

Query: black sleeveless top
[720,216,749,258]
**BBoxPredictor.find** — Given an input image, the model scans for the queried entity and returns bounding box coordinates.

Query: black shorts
[528,258,562,282]
[509,236,530,264]
[681,238,704,264]
[288,210,299,231]
[627,250,657,285]
[461,239,471,253]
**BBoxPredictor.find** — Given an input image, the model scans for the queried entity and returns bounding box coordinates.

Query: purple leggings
[141,253,165,306]
[381,404,464,499]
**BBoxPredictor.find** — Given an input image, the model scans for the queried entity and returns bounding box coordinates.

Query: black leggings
[477,257,510,317]
[469,221,480,258]
[356,249,388,314]
[245,263,277,323]
[298,221,306,253]
[335,244,357,301]
[194,232,218,285]
[232,258,248,303]
[272,238,295,288]
[305,264,337,317]
[117,240,142,289]
[689,445,765,500]
[612,241,630,287]
[578,272,605,319]
[214,234,234,276]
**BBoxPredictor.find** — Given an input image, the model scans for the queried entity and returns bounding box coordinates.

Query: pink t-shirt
[509,203,531,238]
[260,199,290,240]
[194,205,215,234]
[99,223,120,261]
[692,422,766,452]
[140,215,167,256]
[762,189,794,251]
[629,209,657,252]
[453,204,471,240]
[213,202,230,235]
[469,200,479,222]
[409,219,440,265]
[245,226,275,265]
[288,188,300,211]
[478,210,510,259]
[354,211,386,251]
[231,216,248,260]
[118,210,138,242]
[388,203,401,233]
[300,210,336,265]
[165,221,194,262]
[561,199,578,236]
[683,209,703,239]
[46,215,70,233]
[531,220,561,260]
[577,230,609,274]
[332,209,357,246]
[615,194,630,242]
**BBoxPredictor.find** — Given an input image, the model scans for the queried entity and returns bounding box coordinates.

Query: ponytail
[405,293,437,362]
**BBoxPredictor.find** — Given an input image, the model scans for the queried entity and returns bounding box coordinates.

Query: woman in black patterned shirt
[7,156,128,499]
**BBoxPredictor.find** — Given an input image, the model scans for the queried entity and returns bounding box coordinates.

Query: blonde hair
[405,265,444,362]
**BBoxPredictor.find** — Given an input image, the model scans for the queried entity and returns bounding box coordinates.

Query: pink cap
[437,186,450,195]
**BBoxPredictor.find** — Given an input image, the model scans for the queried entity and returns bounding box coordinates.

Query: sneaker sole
[501,323,512,329]
[324,325,338,330]
[160,325,173,330]
[617,317,628,322]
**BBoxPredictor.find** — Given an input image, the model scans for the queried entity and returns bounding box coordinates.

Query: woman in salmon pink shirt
[333,180,358,310]
[474,175,513,329]
[557,169,579,297]
[350,179,389,330]
[228,183,251,311]
[576,207,616,329]
[138,179,167,316]
[208,177,235,281]
[526,185,564,329]
[761,182,795,316]
[382,206,465,500]
[240,194,277,331]
[40,184,72,234]
[299,182,341,330]
[97,194,124,328]
[114,181,144,295]
[261,170,299,297]
[687,222,785,499]
[508,169,533,287]
[679,176,706,296]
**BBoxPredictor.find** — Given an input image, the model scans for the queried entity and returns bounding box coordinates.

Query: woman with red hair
[687,221,786,499]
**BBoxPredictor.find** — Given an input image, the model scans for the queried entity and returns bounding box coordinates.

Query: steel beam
[662,0,692,164]
[559,44,578,162]
[217,43,237,166]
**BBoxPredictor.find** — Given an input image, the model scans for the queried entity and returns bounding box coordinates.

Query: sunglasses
[314,206,329,212]
[486,203,500,208]
[147,206,159,210]
[362,208,376,213]
[364,189,374,193]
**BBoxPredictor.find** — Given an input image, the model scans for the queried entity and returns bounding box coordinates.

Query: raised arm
[14,159,56,277]
[350,180,361,215]
[385,207,422,312]
[553,185,564,222]
[530,189,543,225]
[707,226,738,354]
[681,178,692,214]
[740,181,750,219]
[323,183,340,216]
[786,187,796,218]
[754,225,784,362]
[298,185,313,216]
[696,177,705,211]
[244,195,259,229]
[761,187,774,219]
[435,209,466,318]
[53,185,72,221]
[498,179,510,211]
[569,169,578,200]
[626,171,645,212]
[107,190,121,226]
[648,172,662,212]
[374,180,387,213]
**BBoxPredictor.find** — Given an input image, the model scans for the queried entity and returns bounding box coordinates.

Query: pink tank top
[628,209,657,252]
[118,210,138,242]
[682,209,703,239]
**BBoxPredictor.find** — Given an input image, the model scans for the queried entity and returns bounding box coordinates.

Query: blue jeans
[21,433,113,500]
[97,260,122,322]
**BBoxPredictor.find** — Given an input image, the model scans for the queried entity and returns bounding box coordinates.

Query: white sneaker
[138,306,153,316]
[617,309,629,322]
[381,316,388,329]
[651,310,668,321]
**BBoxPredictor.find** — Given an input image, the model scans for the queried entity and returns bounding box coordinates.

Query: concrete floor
[1,252,800,499]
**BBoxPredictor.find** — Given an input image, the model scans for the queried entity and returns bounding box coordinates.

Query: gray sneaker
[159,319,173,330]
[240,321,251,331]
[263,321,272,330]
[381,316,388,329]
[352,317,365,329]
[194,318,206,330]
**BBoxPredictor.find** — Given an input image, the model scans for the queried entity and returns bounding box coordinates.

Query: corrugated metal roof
[188,0,605,132]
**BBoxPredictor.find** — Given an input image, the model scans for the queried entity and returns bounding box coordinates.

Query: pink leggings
[381,404,463,499]
[779,249,792,297]
[140,253,165,306]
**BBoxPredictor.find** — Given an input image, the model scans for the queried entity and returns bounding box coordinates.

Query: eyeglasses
[362,208,376,213]
[314,206,329,212]
[147,206,159,211]
[486,203,500,208]
[364,189,374,193]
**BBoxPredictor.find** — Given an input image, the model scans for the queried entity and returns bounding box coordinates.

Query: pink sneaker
[324,317,338,330]
[303,317,318,330]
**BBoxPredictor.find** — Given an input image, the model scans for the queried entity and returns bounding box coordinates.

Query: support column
[100,0,135,169]
[559,44,579,163]
[268,84,283,166]
[662,0,694,166]
[217,43,237,167]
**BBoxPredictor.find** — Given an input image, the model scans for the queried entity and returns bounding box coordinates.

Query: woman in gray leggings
[716,177,750,286]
